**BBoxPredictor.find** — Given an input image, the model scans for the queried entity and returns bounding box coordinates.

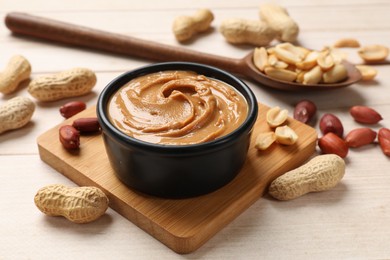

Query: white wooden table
[1,1,390,259]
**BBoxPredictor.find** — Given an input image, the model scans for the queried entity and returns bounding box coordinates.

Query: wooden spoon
[5,12,361,91]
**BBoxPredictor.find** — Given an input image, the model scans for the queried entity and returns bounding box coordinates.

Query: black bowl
[97,62,258,198]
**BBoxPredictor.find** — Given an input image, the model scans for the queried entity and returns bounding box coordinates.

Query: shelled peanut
[355,65,378,81]
[58,101,101,150]
[293,99,386,157]
[378,128,390,156]
[60,101,87,119]
[350,106,382,124]
[331,38,388,81]
[319,113,344,137]
[333,38,361,48]
[317,106,384,157]
[293,100,317,124]
[59,125,80,150]
[59,117,101,150]
[274,125,298,145]
[268,102,388,201]
[318,132,349,158]
[345,128,377,148]
[255,106,298,150]
[253,43,348,84]
[255,132,276,150]
[266,106,288,127]
[59,118,101,150]
[358,44,389,63]
[34,184,109,224]
[72,117,101,133]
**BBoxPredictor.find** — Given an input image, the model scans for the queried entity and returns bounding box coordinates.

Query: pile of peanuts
[294,100,390,158]
[2,3,389,214]
[173,5,389,202]
[253,43,349,84]
[172,3,299,45]
[253,41,388,84]
[256,100,390,158]
[258,101,389,201]
[172,4,388,86]
[0,55,97,136]
[254,106,298,150]
[0,55,109,223]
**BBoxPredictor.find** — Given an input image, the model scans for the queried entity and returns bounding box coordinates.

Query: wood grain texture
[2,1,390,258]
[3,13,362,91]
[37,104,317,253]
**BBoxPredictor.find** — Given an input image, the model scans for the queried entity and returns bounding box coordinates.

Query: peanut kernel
[255,132,276,150]
[266,106,289,127]
[275,125,298,145]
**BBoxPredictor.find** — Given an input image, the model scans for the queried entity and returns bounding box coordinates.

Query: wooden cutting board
[37,103,317,254]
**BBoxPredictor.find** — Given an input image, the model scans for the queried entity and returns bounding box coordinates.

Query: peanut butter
[108,71,248,145]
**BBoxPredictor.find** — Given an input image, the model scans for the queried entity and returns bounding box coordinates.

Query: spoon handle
[5,12,245,74]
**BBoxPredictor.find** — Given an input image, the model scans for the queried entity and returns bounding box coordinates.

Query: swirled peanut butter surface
[108,71,248,145]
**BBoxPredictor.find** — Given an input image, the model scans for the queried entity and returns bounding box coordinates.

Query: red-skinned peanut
[345,128,377,148]
[378,128,390,156]
[320,113,344,137]
[59,125,80,150]
[350,106,382,124]
[318,132,349,158]
[293,100,317,124]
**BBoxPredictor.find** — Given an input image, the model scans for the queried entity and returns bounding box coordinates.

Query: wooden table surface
[1,1,389,259]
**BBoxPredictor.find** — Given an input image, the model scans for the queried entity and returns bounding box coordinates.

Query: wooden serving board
[37,103,317,254]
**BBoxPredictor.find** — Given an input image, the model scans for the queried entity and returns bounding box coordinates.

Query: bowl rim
[97,62,258,155]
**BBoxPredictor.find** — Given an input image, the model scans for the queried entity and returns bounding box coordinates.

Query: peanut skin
[269,154,345,200]
[0,55,31,94]
[0,96,35,134]
[293,100,317,124]
[378,128,390,157]
[34,184,109,224]
[345,128,377,148]
[59,125,80,150]
[60,101,87,119]
[320,113,344,137]
[349,106,383,124]
[72,117,101,133]
[318,132,349,158]
[28,67,96,102]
